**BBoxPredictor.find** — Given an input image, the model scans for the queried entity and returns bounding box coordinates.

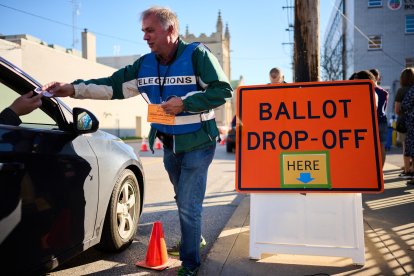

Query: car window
[59,101,74,125]
[0,83,58,129]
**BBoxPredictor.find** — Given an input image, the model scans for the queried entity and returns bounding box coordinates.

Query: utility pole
[294,0,320,82]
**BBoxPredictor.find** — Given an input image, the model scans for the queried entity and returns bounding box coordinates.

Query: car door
[0,62,99,273]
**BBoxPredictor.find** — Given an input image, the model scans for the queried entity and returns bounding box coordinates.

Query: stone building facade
[181,11,234,127]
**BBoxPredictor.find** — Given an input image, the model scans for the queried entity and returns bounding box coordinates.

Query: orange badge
[147,104,175,125]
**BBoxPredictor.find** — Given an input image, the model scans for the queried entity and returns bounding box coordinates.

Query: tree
[321,38,344,81]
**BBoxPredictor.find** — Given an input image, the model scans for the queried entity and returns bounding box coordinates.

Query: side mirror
[72,107,99,134]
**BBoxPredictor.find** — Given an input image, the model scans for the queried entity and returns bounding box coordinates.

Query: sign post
[236,81,384,264]
[249,193,365,264]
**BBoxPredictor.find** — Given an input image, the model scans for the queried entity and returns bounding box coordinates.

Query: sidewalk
[199,161,414,276]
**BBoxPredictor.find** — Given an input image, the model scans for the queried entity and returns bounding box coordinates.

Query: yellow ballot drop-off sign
[236,80,384,193]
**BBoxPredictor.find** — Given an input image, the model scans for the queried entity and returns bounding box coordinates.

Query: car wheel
[97,169,141,252]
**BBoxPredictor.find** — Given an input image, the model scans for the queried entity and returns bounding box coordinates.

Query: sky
[0,0,335,84]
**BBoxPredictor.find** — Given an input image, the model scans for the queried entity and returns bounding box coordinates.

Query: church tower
[181,11,232,127]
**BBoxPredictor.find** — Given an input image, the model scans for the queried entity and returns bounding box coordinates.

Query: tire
[97,169,141,252]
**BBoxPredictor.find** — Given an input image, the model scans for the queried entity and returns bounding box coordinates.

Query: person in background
[401,71,414,185]
[0,92,42,126]
[269,67,286,84]
[349,70,388,168]
[369,68,382,86]
[41,6,232,276]
[370,69,389,167]
[394,68,414,178]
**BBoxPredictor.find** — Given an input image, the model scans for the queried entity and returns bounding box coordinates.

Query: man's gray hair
[141,6,179,35]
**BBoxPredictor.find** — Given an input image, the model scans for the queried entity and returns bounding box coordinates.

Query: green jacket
[72,39,233,153]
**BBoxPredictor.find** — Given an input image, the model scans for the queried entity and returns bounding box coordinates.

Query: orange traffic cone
[140,137,148,152]
[136,221,170,270]
[155,138,162,150]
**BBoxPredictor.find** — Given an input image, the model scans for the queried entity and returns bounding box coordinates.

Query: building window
[406,15,414,34]
[406,58,414,68]
[368,35,382,50]
[368,0,382,7]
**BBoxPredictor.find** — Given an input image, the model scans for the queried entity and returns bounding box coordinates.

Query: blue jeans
[163,144,216,269]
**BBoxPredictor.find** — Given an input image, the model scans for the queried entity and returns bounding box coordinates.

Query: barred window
[368,0,382,7]
[368,35,382,50]
[406,15,414,33]
[406,58,414,68]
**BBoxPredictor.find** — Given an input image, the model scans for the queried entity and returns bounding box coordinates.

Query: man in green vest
[43,6,232,276]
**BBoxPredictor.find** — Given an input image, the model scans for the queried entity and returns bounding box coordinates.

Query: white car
[0,57,146,274]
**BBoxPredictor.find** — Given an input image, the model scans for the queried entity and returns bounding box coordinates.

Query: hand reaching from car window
[9,92,42,116]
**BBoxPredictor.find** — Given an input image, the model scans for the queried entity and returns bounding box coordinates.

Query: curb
[199,194,250,275]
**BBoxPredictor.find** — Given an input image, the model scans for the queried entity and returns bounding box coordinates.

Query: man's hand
[161,97,184,115]
[42,82,75,97]
[9,92,42,116]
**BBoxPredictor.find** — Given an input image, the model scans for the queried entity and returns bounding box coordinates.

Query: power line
[282,0,294,70]
[0,3,143,46]
[283,0,294,44]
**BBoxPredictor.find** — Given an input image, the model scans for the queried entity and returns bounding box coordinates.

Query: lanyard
[157,63,171,102]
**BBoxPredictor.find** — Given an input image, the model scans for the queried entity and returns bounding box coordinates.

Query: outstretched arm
[42,82,75,97]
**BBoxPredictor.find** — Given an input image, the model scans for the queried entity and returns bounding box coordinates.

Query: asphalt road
[48,141,242,276]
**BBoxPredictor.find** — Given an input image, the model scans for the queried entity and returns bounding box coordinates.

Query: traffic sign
[236,80,384,193]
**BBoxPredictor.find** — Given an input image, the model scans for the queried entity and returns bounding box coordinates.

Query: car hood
[86,130,139,161]
[91,130,123,142]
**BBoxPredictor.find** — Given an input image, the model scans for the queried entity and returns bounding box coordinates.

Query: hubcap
[116,179,136,239]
